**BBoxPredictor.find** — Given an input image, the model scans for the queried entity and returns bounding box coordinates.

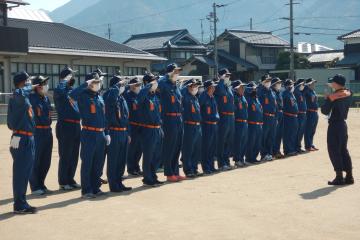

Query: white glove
[105,135,111,146]
[10,136,21,149]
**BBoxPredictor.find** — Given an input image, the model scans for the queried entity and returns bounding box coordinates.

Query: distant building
[297,42,333,54]
[307,50,344,68]
[123,29,206,73]
[182,29,289,81]
[337,29,360,80]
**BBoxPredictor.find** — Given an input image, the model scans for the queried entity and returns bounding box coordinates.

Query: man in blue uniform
[245,82,263,164]
[214,68,235,171]
[70,72,107,199]
[304,78,319,152]
[232,80,249,167]
[54,66,81,191]
[29,76,53,196]
[181,79,202,178]
[321,74,353,185]
[7,71,37,214]
[104,75,132,192]
[124,77,143,176]
[158,63,186,182]
[271,78,284,159]
[137,73,164,187]
[282,79,299,157]
[199,80,219,174]
[294,78,307,153]
[258,74,277,162]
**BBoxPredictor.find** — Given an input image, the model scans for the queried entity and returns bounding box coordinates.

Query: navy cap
[218,68,231,76]
[32,75,50,86]
[261,74,272,82]
[93,68,107,77]
[128,77,142,86]
[284,79,295,87]
[271,77,282,86]
[109,75,122,87]
[85,72,100,82]
[305,77,317,85]
[246,81,257,89]
[295,78,306,87]
[183,78,201,87]
[231,80,247,89]
[203,80,217,88]
[166,63,182,73]
[143,73,156,84]
[329,74,346,86]
[60,66,77,79]
[13,71,34,85]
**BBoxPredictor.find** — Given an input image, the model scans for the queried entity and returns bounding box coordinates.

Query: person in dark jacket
[294,78,307,153]
[271,77,284,159]
[304,78,319,151]
[321,74,354,185]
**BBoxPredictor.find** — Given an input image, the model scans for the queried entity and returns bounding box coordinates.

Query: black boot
[345,170,355,185]
[328,171,345,186]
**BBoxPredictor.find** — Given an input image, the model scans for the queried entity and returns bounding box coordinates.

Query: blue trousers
[107,130,128,192]
[127,125,142,173]
[233,122,248,162]
[141,127,162,184]
[273,112,284,154]
[56,121,80,186]
[10,135,35,211]
[305,112,319,149]
[30,129,53,191]
[283,115,299,155]
[162,120,182,176]
[182,124,202,175]
[201,123,217,172]
[261,116,277,157]
[217,115,235,167]
[246,124,262,162]
[296,113,307,151]
[80,130,106,195]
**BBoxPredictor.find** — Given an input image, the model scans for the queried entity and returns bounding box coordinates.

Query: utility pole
[200,18,205,44]
[289,0,295,80]
[250,17,253,30]
[106,24,113,40]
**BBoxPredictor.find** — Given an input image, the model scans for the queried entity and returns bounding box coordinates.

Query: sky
[26,0,70,11]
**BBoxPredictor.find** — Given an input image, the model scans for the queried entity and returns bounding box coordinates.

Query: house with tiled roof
[182,29,289,81]
[124,29,206,73]
[337,29,360,80]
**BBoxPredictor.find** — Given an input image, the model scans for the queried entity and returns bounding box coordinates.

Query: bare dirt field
[0,109,359,240]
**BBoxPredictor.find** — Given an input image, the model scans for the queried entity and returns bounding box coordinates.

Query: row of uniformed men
[7,63,319,214]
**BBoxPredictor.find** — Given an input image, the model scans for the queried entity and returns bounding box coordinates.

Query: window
[171,51,186,59]
[259,48,278,64]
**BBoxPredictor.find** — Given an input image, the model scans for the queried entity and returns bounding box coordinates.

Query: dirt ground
[0,109,359,240]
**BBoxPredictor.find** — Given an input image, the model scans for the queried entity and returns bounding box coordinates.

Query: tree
[276,51,311,70]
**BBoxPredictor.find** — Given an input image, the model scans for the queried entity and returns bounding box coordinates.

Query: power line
[295,25,353,32]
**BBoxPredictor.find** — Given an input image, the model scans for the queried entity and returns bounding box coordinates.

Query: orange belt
[165,113,181,117]
[13,130,33,136]
[236,119,247,123]
[203,121,217,125]
[284,112,298,117]
[307,109,318,112]
[184,121,200,125]
[129,121,141,126]
[248,121,263,125]
[82,126,104,132]
[298,111,307,114]
[109,127,127,131]
[221,112,234,116]
[140,124,161,129]
[63,119,81,124]
[36,125,51,129]
[264,113,275,117]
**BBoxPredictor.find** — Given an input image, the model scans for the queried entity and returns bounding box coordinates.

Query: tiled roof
[338,29,360,40]
[308,50,344,63]
[223,29,289,46]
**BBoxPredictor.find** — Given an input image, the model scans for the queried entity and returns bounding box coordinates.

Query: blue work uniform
[158,75,183,177]
[54,80,81,186]
[214,79,235,168]
[282,90,299,155]
[7,84,35,211]
[199,91,219,173]
[245,94,263,162]
[70,83,106,195]
[258,85,277,158]
[29,93,53,192]
[294,87,307,152]
[137,84,163,184]
[233,91,248,163]
[104,86,129,192]
[273,88,284,155]
[124,90,142,174]
[181,90,202,176]
[304,86,319,150]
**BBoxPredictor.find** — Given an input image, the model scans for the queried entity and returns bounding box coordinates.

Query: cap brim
[262,78,272,82]
[271,80,282,86]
